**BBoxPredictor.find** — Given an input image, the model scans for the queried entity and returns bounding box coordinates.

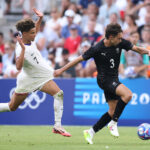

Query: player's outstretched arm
[54,55,84,77]
[16,35,25,70]
[33,8,43,33]
[132,45,150,56]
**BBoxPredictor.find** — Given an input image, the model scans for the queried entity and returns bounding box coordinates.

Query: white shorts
[15,69,54,94]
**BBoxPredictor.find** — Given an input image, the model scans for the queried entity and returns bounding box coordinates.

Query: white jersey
[15,41,54,93]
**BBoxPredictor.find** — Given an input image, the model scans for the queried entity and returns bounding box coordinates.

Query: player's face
[110,32,122,46]
[23,28,36,42]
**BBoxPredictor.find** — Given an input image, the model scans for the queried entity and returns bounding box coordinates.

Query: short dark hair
[16,18,35,33]
[105,23,122,39]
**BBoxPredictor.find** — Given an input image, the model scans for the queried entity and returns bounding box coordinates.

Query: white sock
[0,103,10,112]
[111,120,117,124]
[89,128,95,138]
[53,90,63,127]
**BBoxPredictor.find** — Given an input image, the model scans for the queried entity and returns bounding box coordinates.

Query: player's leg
[108,84,132,137]
[40,80,71,137]
[0,92,28,112]
[83,110,112,144]
[107,100,120,137]
[83,91,117,144]
[112,84,132,122]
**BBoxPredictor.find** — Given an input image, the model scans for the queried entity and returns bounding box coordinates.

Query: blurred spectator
[80,3,99,31]
[82,20,100,45]
[68,2,82,25]
[119,31,149,78]
[44,8,63,49]
[75,40,96,77]
[82,13,104,35]
[140,26,150,47]
[108,12,123,27]
[61,9,82,39]
[64,24,81,58]
[78,0,101,14]
[138,12,150,41]
[4,0,11,14]
[78,0,101,9]
[3,56,18,78]
[0,32,5,75]
[115,0,127,21]
[45,7,61,36]
[47,48,56,69]
[123,14,138,39]
[2,42,15,75]
[137,0,150,26]
[80,41,96,77]
[0,32,5,54]
[98,0,119,26]
[60,0,71,17]
[55,48,76,77]
[15,0,35,14]
[35,21,48,59]
[125,0,145,19]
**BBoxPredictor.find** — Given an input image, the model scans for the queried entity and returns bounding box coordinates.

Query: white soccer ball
[137,123,150,140]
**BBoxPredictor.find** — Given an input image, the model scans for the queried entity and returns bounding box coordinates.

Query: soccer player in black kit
[54,23,150,144]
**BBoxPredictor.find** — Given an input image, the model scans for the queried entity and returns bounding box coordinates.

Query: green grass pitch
[0,126,150,150]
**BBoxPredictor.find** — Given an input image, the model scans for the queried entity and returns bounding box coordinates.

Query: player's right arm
[54,55,84,77]
[54,42,99,77]
[15,36,25,70]
[33,8,43,33]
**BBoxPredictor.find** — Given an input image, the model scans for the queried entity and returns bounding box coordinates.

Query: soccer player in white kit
[0,8,71,137]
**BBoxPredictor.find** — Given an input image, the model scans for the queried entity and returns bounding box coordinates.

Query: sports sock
[112,99,127,122]
[93,112,111,133]
[89,128,95,138]
[0,103,10,112]
[53,90,63,127]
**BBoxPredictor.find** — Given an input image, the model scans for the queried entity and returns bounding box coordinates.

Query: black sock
[112,99,127,122]
[93,112,111,133]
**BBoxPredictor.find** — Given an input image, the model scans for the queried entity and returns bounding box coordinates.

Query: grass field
[0,126,150,150]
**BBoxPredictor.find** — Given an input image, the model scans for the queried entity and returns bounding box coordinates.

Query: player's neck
[104,39,112,47]
[22,38,31,45]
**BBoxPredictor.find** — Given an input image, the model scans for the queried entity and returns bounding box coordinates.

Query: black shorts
[97,75,121,102]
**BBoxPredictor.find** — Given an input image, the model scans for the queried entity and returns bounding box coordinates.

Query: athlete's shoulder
[120,38,131,44]
[94,39,104,49]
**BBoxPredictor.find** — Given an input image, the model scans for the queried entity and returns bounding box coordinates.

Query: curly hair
[105,23,122,39]
[16,18,35,33]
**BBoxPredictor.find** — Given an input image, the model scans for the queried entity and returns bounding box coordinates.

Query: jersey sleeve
[15,42,22,58]
[121,39,133,51]
[82,42,100,60]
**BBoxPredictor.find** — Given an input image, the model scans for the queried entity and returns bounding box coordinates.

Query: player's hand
[33,8,43,18]
[54,69,63,77]
[16,35,25,50]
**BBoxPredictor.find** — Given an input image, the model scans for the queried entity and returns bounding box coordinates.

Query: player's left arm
[33,8,43,33]
[132,45,150,56]
[54,55,84,77]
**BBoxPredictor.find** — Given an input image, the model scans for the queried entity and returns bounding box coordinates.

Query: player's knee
[9,104,18,111]
[53,90,64,100]
[123,91,132,103]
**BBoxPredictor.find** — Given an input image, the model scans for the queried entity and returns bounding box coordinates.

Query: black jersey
[82,39,133,77]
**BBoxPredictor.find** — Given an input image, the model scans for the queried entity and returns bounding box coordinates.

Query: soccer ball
[137,123,150,140]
